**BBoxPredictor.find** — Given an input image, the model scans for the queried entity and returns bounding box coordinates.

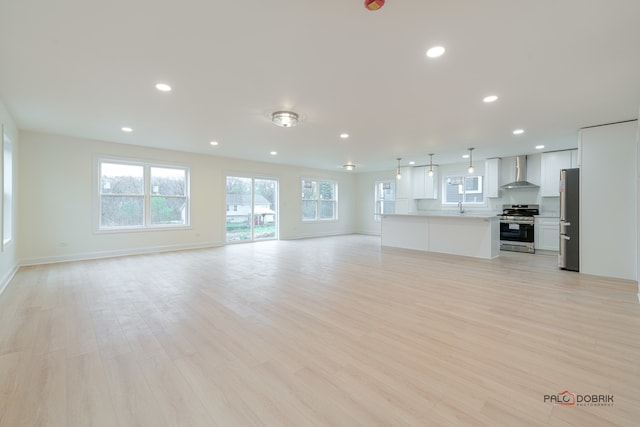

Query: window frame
[2,130,13,249]
[301,178,338,222]
[96,157,191,232]
[442,175,485,205]
[374,180,396,221]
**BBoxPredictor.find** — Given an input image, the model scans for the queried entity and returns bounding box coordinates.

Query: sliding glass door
[226,176,278,242]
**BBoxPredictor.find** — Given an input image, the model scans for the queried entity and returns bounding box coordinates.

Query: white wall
[579,120,638,281]
[354,171,396,235]
[0,101,20,293]
[18,131,357,264]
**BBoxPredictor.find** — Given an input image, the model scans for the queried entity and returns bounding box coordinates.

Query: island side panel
[428,217,499,259]
[381,215,429,251]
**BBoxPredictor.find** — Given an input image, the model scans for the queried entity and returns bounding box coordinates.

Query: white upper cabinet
[570,149,579,168]
[396,166,413,199]
[412,166,438,199]
[484,158,501,198]
[540,150,573,197]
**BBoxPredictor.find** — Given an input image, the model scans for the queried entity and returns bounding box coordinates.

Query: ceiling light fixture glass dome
[272,111,299,128]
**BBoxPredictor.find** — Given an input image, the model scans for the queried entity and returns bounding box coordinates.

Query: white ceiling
[1,0,639,172]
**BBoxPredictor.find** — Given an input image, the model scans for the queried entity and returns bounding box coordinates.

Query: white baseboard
[281,232,355,240]
[19,241,225,266]
[0,264,19,296]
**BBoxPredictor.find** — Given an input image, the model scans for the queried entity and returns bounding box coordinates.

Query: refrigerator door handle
[561,235,571,240]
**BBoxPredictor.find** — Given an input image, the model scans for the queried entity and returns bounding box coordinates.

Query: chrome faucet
[458,201,464,213]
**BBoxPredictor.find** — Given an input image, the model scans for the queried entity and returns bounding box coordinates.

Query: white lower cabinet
[535,217,560,251]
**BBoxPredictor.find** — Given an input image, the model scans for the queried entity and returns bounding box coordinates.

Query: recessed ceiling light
[426,46,445,58]
[270,151,277,156]
[513,129,524,135]
[340,133,349,139]
[462,154,470,159]
[122,127,133,133]
[536,145,545,150]
[409,161,415,165]
[155,83,171,92]
[483,95,498,103]
[210,141,219,146]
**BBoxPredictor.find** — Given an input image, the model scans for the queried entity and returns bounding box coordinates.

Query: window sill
[95,225,192,234]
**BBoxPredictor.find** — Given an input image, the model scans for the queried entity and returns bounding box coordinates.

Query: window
[99,159,189,230]
[3,133,13,248]
[301,179,338,221]
[374,180,396,220]
[443,176,484,204]
[150,167,188,225]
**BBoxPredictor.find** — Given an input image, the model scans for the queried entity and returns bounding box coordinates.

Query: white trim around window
[96,157,191,232]
[442,175,485,205]
[301,178,338,221]
[2,129,13,250]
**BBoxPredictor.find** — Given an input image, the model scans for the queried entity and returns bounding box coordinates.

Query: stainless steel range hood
[501,155,539,189]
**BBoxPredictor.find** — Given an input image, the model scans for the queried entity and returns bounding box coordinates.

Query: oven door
[500,220,534,243]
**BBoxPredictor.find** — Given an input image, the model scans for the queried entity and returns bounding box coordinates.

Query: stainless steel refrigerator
[559,168,579,271]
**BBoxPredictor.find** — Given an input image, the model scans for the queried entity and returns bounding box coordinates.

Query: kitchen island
[381,213,500,259]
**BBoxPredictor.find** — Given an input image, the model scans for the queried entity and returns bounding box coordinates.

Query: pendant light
[467,148,475,174]
[396,158,402,180]
[428,153,435,177]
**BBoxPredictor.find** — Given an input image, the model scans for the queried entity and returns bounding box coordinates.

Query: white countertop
[383,212,499,219]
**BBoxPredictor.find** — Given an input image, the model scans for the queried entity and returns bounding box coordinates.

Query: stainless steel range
[498,204,539,253]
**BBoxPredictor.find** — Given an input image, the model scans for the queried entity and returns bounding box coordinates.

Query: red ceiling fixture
[364,0,385,11]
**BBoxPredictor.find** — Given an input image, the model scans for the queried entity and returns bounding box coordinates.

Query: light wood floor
[1,235,639,426]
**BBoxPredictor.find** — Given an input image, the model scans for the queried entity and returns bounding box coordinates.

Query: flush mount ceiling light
[467,148,475,173]
[536,145,545,150]
[396,158,402,180]
[155,83,171,92]
[343,163,356,171]
[483,95,498,103]
[340,133,349,139]
[209,141,219,146]
[121,127,133,133]
[426,46,445,58]
[513,129,525,135]
[272,111,299,128]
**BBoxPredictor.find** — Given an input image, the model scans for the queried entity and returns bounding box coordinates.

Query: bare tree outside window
[99,161,189,230]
